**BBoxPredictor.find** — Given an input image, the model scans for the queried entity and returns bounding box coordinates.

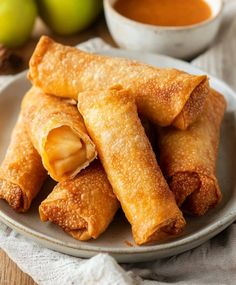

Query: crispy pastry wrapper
[157,90,226,215]
[28,36,209,129]
[77,87,185,245]
[39,161,119,240]
[21,87,96,182]
[0,114,47,212]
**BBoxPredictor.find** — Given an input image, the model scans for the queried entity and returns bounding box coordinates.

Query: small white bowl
[104,0,224,59]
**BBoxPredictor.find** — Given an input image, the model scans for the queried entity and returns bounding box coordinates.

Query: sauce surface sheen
[114,0,212,27]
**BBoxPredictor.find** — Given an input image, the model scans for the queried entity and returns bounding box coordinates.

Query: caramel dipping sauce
[114,0,212,27]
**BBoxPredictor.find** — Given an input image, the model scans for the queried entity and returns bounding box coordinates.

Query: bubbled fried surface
[39,161,119,241]
[169,172,200,206]
[0,179,23,210]
[28,36,209,129]
[183,174,221,216]
[158,90,226,215]
[78,87,185,245]
[173,78,209,129]
[21,87,97,182]
[0,114,47,212]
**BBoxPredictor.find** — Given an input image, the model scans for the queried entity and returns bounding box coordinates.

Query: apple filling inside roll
[45,126,93,178]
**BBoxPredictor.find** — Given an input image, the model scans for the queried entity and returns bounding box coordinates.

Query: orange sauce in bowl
[114,0,212,27]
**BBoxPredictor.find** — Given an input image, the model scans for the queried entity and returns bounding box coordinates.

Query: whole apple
[0,0,37,48]
[37,0,103,35]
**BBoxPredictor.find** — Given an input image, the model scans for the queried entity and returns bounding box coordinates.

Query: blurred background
[0,0,227,74]
[0,0,115,75]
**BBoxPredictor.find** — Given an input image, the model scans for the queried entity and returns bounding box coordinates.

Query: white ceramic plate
[0,48,236,263]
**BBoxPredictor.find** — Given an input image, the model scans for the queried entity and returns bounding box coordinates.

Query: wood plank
[0,249,37,285]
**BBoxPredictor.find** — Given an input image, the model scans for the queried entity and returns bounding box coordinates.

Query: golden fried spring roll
[28,36,209,129]
[39,161,119,240]
[21,87,96,182]
[157,90,226,215]
[77,87,185,245]
[0,114,47,212]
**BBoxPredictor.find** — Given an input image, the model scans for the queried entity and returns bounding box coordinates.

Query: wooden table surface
[0,17,115,285]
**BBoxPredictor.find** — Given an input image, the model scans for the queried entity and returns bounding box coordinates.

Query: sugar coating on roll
[39,161,119,240]
[0,114,47,212]
[157,90,226,215]
[28,36,209,129]
[77,86,185,245]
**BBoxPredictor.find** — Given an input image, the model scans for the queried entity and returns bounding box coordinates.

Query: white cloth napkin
[1,1,236,284]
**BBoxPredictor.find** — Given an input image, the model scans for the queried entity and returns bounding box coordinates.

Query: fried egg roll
[157,90,226,215]
[0,114,47,212]
[39,161,119,241]
[77,87,185,245]
[28,36,209,129]
[22,87,96,182]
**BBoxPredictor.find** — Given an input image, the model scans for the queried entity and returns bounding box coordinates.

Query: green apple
[0,0,37,48]
[37,0,103,35]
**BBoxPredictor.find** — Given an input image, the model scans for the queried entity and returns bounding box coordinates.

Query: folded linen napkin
[1,1,236,284]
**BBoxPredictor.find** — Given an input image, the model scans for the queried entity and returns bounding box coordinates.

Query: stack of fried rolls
[0,36,226,245]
